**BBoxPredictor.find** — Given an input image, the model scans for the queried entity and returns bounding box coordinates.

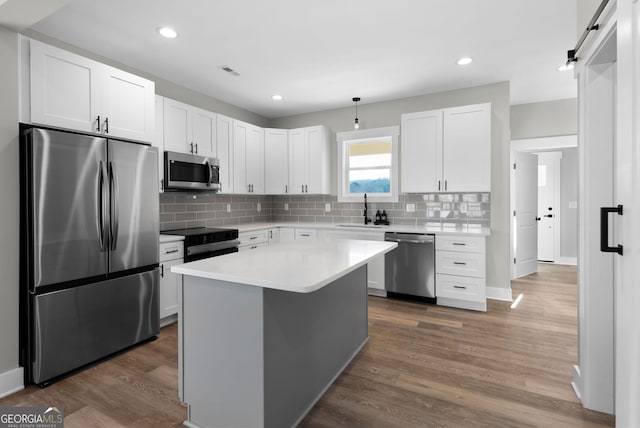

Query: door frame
[509,135,577,280]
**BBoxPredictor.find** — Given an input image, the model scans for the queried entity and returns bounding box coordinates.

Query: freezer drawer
[29,269,159,385]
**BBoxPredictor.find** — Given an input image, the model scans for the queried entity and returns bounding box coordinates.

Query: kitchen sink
[336,223,384,229]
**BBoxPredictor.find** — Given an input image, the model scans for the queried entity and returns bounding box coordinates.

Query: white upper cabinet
[233,120,264,194]
[264,128,289,194]
[216,114,234,193]
[153,96,165,192]
[163,97,216,157]
[442,104,491,192]
[401,103,491,193]
[288,125,330,194]
[29,39,155,142]
[401,110,442,193]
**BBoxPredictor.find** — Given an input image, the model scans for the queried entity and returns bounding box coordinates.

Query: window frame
[336,126,399,203]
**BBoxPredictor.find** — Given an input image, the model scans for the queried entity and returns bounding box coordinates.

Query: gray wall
[511,98,577,140]
[0,26,20,378]
[21,30,270,128]
[271,82,512,291]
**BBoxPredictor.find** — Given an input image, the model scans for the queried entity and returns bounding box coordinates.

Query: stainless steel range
[162,227,240,262]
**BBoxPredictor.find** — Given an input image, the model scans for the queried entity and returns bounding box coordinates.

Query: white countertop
[230,221,490,236]
[160,234,185,243]
[171,239,397,293]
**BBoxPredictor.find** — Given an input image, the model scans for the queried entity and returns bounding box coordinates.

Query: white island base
[174,240,396,428]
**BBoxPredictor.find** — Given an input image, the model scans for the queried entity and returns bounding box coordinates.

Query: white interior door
[513,151,538,278]
[537,152,562,262]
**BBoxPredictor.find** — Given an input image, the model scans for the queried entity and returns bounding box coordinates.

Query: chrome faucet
[364,193,372,224]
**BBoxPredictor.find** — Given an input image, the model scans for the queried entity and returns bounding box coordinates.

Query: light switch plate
[284,203,289,211]
[325,203,331,212]
[406,203,416,212]
[226,204,231,212]
[257,203,261,212]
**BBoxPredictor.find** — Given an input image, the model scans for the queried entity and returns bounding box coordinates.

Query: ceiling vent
[219,65,240,77]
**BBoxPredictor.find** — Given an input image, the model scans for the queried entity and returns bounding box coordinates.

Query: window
[337,126,399,202]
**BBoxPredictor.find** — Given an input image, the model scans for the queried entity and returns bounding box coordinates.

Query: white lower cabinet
[159,240,184,323]
[295,228,317,240]
[435,235,486,311]
[279,227,295,242]
[319,229,386,295]
[238,230,270,251]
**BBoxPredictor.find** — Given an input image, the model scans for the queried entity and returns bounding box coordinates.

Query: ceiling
[25,0,577,119]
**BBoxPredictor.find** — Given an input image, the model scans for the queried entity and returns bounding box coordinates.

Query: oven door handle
[187,240,240,257]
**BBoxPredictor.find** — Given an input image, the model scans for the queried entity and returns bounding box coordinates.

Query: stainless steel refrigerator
[20,126,160,385]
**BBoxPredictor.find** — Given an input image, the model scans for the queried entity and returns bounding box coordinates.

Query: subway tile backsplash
[160,192,490,231]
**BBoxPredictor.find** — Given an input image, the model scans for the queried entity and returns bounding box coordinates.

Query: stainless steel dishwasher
[384,232,435,299]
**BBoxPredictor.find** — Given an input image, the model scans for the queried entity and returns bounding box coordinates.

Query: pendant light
[352,97,361,129]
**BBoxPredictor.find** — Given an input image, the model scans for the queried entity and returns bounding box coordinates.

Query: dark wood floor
[1,264,614,427]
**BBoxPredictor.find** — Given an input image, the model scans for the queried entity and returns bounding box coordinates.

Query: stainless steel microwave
[164,151,221,191]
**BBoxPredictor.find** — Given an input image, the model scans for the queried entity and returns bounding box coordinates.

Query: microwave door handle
[205,160,211,187]
[109,161,119,251]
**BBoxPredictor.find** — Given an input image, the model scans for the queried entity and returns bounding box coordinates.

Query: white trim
[572,364,583,401]
[555,257,577,266]
[336,126,400,203]
[486,286,513,302]
[511,135,577,151]
[0,367,24,399]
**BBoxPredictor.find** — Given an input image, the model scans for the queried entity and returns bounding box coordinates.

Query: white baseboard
[486,286,513,302]
[571,364,583,402]
[0,367,24,399]
[555,257,577,266]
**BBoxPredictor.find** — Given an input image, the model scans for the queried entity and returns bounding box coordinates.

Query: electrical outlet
[325,203,331,212]
[257,203,261,212]
[406,203,416,213]
[284,203,289,211]
[226,204,231,213]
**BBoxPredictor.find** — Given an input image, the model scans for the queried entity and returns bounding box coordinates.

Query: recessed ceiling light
[157,27,178,39]
[272,94,283,101]
[457,57,473,66]
[558,63,574,71]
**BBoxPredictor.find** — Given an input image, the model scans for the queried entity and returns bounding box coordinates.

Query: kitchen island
[171,238,397,428]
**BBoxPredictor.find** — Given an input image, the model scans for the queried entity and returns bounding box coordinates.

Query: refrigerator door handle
[98,161,108,252]
[109,161,120,251]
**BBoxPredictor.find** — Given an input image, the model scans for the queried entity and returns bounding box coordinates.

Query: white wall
[270,82,512,291]
[0,25,21,389]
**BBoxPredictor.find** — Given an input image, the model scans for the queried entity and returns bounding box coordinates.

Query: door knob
[544,214,553,218]
[535,217,541,221]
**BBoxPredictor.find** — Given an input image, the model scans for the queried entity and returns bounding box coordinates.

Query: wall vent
[219,65,240,77]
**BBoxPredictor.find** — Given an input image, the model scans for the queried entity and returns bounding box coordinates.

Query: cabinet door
[101,65,155,142]
[216,114,233,193]
[268,228,280,244]
[154,96,165,192]
[264,128,289,194]
[192,107,216,157]
[279,227,295,242]
[160,258,182,319]
[246,125,265,194]
[443,103,491,192]
[164,98,192,153]
[288,128,307,194]
[30,40,101,133]
[400,109,442,193]
[232,120,249,193]
[306,126,330,194]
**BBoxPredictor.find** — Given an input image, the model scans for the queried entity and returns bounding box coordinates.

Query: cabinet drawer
[436,274,485,302]
[160,242,184,262]
[436,250,485,278]
[238,241,269,251]
[435,235,485,253]
[295,228,317,240]
[238,230,269,246]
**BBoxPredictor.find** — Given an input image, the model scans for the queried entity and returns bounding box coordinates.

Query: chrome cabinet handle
[160,264,164,278]
[453,262,467,265]
[452,243,466,246]
[438,180,441,191]
[96,115,101,133]
[195,143,198,154]
[249,236,258,240]
[190,142,194,153]
[165,249,179,254]
[453,285,467,290]
[104,117,109,134]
